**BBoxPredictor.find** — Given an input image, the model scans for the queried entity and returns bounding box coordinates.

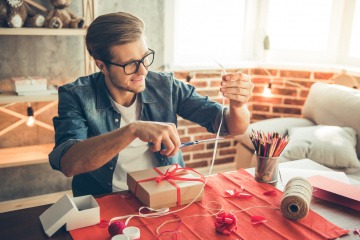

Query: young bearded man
[49,12,254,197]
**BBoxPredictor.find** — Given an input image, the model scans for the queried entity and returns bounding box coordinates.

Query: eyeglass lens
[124,51,154,75]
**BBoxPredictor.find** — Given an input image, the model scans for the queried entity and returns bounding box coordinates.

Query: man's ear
[95,59,108,74]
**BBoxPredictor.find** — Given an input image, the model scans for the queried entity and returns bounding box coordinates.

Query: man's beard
[109,75,146,94]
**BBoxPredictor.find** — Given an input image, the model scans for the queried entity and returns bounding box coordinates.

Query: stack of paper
[307,175,360,211]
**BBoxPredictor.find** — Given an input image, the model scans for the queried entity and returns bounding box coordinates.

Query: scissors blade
[195,137,224,144]
[179,138,224,148]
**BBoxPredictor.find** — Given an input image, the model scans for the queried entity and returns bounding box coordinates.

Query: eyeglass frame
[101,49,155,75]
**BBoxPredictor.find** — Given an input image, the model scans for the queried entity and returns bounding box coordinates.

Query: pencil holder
[254,155,279,183]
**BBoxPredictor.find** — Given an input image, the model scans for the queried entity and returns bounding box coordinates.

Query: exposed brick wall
[174,68,358,169]
[174,70,236,169]
[249,69,333,122]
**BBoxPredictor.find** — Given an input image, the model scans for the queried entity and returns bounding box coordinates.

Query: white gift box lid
[39,194,100,237]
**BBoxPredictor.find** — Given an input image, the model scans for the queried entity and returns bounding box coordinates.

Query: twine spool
[281,177,312,221]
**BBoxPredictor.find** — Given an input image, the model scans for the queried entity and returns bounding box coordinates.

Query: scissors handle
[149,138,223,149]
[179,141,197,148]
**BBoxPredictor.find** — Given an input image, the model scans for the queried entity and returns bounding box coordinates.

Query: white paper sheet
[279,168,350,188]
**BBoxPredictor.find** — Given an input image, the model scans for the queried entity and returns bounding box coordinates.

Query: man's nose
[136,62,148,75]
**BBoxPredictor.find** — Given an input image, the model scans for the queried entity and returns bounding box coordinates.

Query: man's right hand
[130,121,181,157]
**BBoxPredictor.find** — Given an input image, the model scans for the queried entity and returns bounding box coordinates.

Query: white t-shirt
[111,95,157,192]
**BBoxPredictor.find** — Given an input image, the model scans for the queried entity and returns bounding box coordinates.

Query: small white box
[11,76,47,93]
[39,194,100,237]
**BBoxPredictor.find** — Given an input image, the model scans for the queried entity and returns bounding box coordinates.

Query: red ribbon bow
[214,212,237,235]
[155,164,193,183]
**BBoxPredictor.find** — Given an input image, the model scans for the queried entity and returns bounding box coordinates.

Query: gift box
[127,164,205,209]
[39,194,100,237]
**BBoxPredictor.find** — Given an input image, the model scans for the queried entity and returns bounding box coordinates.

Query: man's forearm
[225,104,250,136]
[60,124,136,177]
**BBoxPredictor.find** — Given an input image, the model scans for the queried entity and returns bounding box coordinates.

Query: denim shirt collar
[140,84,157,104]
[96,72,157,109]
[96,73,113,110]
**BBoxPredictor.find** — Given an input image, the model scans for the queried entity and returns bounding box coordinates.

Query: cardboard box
[127,165,205,209]
[11,76,47,92]
[39,194,100,237]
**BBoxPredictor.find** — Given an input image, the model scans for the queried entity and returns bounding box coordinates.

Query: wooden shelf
[0,190,73,213]
[0,143,54,168]
[0,28,86,36]
[0,92,58,104]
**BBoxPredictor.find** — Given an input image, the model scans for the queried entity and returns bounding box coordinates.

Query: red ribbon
[134,164,205,206]
[214,212,237,235]
[224,189,252,199]
[263,190,277,196]
[251,215,267,225]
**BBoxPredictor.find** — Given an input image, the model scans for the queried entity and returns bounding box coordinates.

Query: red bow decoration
[214,212,237,235]
[263,190,277,196]
[354,228,360,235]
[224,188,252,199]
[251,215,267,225]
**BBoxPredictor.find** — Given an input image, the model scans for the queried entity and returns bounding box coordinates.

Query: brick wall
[174,68,349,169]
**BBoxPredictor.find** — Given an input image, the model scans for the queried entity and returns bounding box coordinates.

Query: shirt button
[110,167,113,170]
[115,118,119,122]
[108,183,111,186]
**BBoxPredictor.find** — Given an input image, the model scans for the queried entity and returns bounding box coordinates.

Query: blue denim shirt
[49,71,228,196]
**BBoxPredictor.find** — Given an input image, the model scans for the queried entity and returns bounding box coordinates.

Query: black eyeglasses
[102,49,155,75]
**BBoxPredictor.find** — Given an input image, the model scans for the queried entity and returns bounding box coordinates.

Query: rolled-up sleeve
[49,86,88,172]
[174,76,229,135]
[49,139,82,171]
[213,107,229,136]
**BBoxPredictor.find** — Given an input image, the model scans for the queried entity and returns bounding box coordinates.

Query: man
[49,12,254,197]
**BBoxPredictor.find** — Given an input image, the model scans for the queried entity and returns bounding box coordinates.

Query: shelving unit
[0,28,86,36]
[0,27,92,103]
[0,92,58,104]
[0,0,98,168]
[0,0,98,104]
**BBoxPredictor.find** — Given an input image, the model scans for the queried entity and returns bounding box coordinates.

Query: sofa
[235,82,360,182]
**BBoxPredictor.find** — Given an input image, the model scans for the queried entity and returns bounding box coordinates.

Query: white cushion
[282,125,360,168]
[302,82,360,158]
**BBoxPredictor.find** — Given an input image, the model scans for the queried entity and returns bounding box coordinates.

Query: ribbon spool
[111,235,130,240]
[122,227,140,240]
[280,177,312,221]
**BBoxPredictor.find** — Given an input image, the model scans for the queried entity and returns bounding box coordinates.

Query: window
[165,0,360,69]
[168,0,247,68]
[259,0,341,64]
[266,0,332,51]
[349,0,360,58]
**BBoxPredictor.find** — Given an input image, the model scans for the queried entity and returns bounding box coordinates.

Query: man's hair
[86,12,145,61]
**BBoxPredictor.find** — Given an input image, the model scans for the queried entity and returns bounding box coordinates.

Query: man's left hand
[220,72,254,108]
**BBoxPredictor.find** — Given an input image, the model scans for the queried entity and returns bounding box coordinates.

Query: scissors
[148,137,224,150]
[179,138,224,148]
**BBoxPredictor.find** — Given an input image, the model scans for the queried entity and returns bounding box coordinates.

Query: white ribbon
[109,206,170,226]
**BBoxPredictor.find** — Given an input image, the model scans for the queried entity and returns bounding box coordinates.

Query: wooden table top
[0,159,359,240]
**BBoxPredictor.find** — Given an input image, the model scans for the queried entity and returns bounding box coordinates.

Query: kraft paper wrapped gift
[127,164,205,209]
[39,194,100,237]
